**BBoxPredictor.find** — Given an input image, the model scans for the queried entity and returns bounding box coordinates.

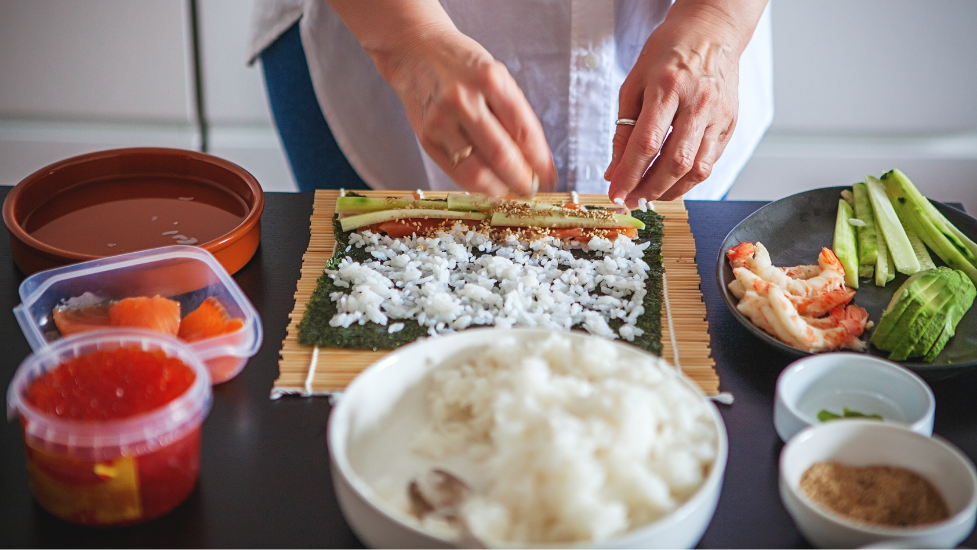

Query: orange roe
[24,347,196,421]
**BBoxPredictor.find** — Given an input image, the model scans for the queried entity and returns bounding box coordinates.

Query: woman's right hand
[328,1,555,196]
[383,30,557,196]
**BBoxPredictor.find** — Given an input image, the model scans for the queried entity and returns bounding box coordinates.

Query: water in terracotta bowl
[3,148,264,275]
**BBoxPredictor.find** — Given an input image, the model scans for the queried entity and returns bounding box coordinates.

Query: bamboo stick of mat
[273,191,717,398]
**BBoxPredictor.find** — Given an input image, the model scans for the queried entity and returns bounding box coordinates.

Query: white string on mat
[304,346,320,395]
[662,253,732,404]
[661,271,680,369]
[709,393,735,405]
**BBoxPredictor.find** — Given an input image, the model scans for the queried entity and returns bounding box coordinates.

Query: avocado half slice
[871,267,976,361]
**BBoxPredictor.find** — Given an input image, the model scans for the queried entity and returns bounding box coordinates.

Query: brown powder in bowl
[800,462,950,527]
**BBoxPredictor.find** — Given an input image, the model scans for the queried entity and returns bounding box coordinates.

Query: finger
[459,98,538,197]
[481,62,557,192]
[453,156,511,197]
[624,108,706,206]
[421,126,510,197]
[607,77,644,184]
[657,123,729,201]
[604,123,634,183]
[608,96,678,204]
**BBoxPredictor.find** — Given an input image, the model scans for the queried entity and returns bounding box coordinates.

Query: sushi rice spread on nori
[298,197,664,355]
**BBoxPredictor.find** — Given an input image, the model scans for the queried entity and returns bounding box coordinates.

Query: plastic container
[6,330,213,526]
[13,245,262,384]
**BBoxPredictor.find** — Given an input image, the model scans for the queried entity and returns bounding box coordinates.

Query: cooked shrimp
[731,266,855,317]
[727,242,849,298]
[781,264,821,279]
[765,287,868,352]
[726,241,756,270]
[727,240,867,352]
[735,284,868,352]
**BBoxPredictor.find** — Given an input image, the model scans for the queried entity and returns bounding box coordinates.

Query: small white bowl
[327,328,728,549]
[774,353,935,443]
[779,421,977,549]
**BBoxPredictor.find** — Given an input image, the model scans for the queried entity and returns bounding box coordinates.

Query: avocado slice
[920,320,954,363]
[881,269,975,361]
[870,269,946,349]
[906,270,970,359]
[888,285,957,361]
[886,277,959,361]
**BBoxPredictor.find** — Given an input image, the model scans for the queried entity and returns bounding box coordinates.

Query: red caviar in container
[6,330,212,526]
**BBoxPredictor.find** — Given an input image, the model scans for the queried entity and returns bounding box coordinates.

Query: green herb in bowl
[817,408,883,422]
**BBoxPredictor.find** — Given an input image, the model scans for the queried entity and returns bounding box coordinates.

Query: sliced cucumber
[875,223,895,287]
[490,211,645,230]
[912,206,977,285]
[882,169,977,266]
[447,194,561,212]
[335,196,447,214]
[339,209,488,232]
[905,224,937,271]
[883,170,977,285]
[840,189,855,208]
[865,176,920,275]
[833,198,859,288]
[852,182,879,267]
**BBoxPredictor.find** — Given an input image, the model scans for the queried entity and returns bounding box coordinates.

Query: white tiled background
[1,0,975,213]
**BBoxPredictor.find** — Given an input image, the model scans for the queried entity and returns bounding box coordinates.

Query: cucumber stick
[881,169,977,266]
[833,198,859,288]
[905,225,936,270]
[335,196,446,213]
[881,170,977,286]
[912,206,977,285]
[446,194,560,212]
[875,221,895,287]
[851,183,879,267]
[491,211,645,229]
[865,176,920,275]
[339,209,488,232]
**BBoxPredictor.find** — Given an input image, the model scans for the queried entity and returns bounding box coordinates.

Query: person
[248,0,772,206]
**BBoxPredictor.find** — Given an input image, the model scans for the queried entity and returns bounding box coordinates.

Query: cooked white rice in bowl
[328,329,728,549]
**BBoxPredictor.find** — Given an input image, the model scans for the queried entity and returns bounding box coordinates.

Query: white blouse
[249,0,772,199]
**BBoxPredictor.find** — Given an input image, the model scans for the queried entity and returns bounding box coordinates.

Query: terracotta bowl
[3,147,264,276]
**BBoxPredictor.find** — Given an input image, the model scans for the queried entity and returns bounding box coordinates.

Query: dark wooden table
[2,188,975,548]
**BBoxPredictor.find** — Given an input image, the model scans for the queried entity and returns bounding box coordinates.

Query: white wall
[728,0,977,213]
[0,0,296,192]
[1,0,975,211]
[197,0,294,192]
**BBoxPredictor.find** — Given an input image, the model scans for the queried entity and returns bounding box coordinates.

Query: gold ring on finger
[449,145,474,168]
[615,118,637,126]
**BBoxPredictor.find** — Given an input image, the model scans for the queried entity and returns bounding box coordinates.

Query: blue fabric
[260,22,370,192]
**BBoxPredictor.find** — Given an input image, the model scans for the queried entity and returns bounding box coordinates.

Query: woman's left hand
[604,0,768,205]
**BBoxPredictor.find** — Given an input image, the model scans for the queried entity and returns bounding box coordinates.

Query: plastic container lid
[7,329,213,460]
[12,245,262,381]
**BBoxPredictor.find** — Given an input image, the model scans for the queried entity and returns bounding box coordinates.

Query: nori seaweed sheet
[297,208,664,355]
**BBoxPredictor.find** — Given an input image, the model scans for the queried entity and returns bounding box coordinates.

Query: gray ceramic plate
[717,186,977,378]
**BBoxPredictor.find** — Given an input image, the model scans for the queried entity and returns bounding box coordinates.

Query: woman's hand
[605,0,768,205]
[327,0,556,196]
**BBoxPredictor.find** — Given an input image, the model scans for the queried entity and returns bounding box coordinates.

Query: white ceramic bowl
[774,353,935,443]
[327,328,728,549]
[779,421,977,549]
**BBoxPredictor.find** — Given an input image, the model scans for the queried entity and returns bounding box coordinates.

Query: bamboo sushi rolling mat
[273,190,718,398]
